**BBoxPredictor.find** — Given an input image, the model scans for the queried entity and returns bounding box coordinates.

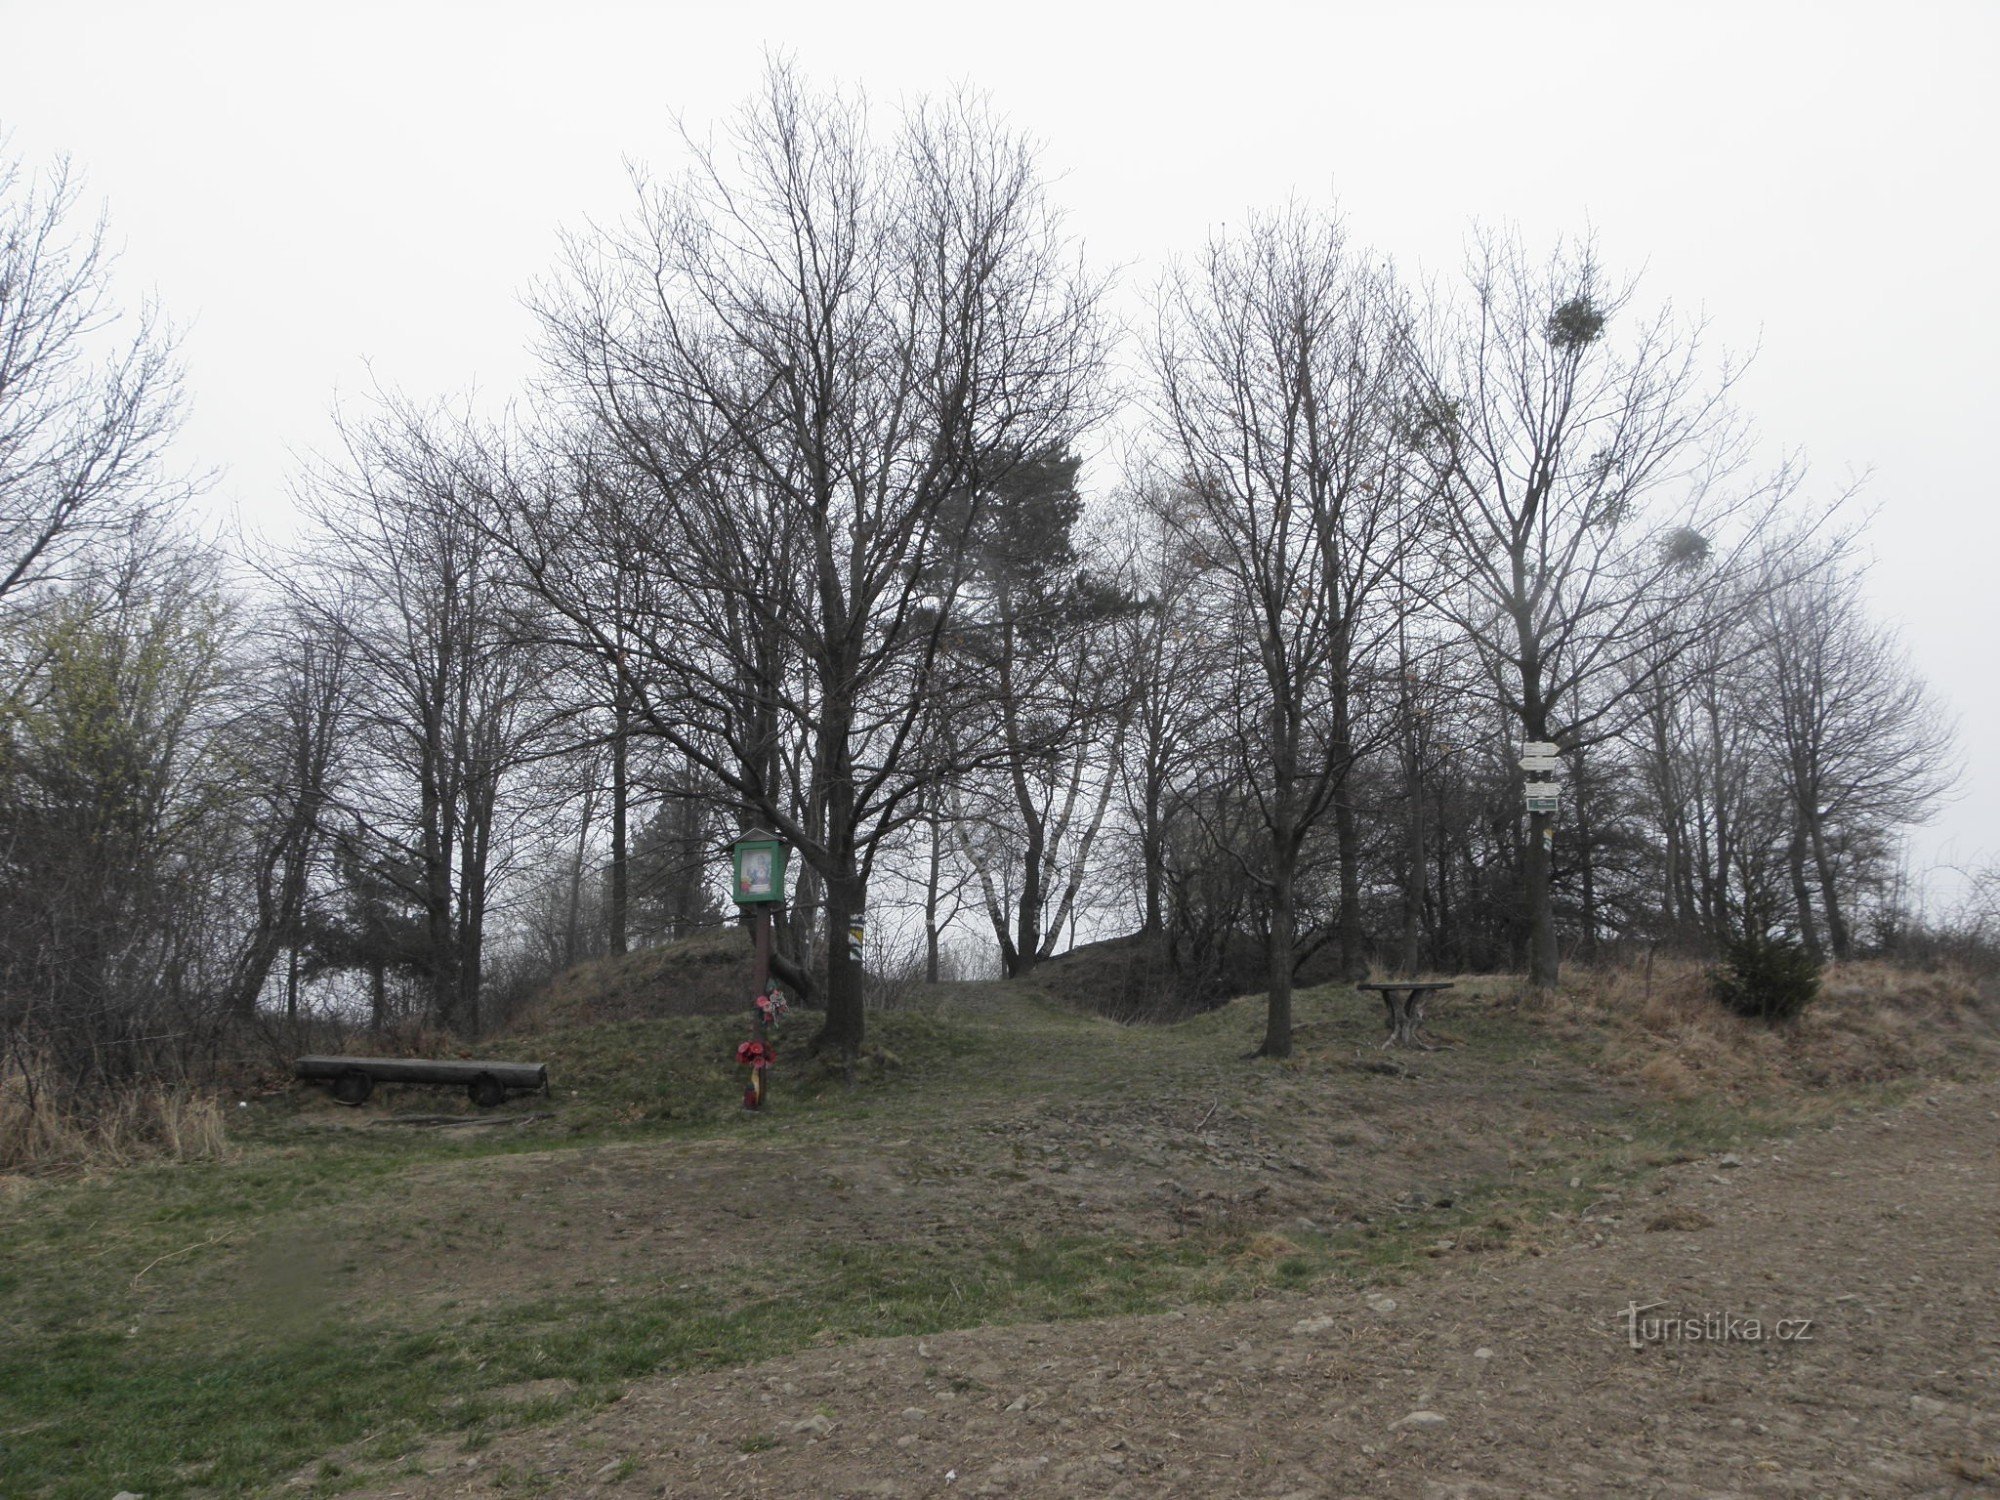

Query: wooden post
[752,908,773,1001]
[742,908,776,1109]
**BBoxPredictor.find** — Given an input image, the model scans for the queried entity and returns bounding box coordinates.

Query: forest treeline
[0,68,1985,1107]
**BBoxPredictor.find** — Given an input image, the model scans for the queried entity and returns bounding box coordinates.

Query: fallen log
[295,1055,549,1108]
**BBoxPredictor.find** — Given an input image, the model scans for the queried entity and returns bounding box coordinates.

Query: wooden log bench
[296,1055,550,1109]
[1354,981,1456,1050]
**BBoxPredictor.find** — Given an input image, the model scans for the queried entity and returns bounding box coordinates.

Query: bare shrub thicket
[1,1047,227,1173]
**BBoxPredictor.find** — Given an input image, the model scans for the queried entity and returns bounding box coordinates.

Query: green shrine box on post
[731,830,789,907]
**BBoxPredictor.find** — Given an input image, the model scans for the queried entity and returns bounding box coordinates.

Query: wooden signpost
[1521,742,1561,815]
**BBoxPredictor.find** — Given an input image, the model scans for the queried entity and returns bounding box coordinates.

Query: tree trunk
[1331,672,1364,979]
[783,860,823,1002]
[1400,763,1425,978]
[1334,789,1364,979]
[458,798,491,1041]
[1788,825,1823,959]
[924,811,943,984]
[818,864,867,1057]
[1260,850,1296,1058]
[1662,817,1682,932]
[1575,764,1598,963]
[564,780,595,969]
[1806,812,1850,961]
[1524,810,1559,989]
[424,844,458,1031]
[1514,607,1560,990]
[1011,820,1044,979]
[1140,764,1166,937]
[609,692,629,956]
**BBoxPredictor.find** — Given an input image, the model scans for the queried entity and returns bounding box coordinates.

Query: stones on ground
[1004,1394,1030,1411]
[1292,1314,1338,1335]
[900,1407,929,1422]
[1474,1346,1495,1360]
[1718,1153,1744,1168]
[1366,1293,1399,1315]
[1395,1409,1449,1429]
[974,1456,1050,1493]
[792,1414,835,1437]
[1909,1395,1950,1419]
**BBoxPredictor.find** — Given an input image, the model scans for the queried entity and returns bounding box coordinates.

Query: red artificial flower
[736,1039,773,1069]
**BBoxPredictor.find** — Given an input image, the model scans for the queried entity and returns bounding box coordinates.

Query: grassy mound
[1528,958,2000,1100]
[513,927,757,1029]
[1025,930,1277,1018]
[1026,929,1352,1020]
[521,1008,975,1133]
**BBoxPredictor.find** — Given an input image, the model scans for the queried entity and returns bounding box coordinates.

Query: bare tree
[295,398,551,1035]
[1751,549,1958,959]
[0,148,192,619]
[1110,494,1229,944]
[1146,208,1409,1056]
[512,64,1105,1054]
[1385,613,1468,975]
[943,450,1137,977]
[1407,229,1801,990]
[220,592,355,1022]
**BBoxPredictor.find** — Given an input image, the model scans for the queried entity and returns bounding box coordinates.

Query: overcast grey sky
[4,0,1994,904]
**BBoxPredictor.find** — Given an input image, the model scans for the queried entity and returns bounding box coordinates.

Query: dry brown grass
[0,1055,230,1175]
[1532,957,1998,1102]
[1635,1052,1700,1099]
[1233,1232,1304,1263]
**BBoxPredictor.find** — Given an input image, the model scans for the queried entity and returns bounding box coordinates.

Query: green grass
[0,979,1946,1497]
[0,1001,1090,1496]
[0,1210,1354,1496]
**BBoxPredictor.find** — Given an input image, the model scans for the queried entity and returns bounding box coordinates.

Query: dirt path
[346,1075,2000,1499]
